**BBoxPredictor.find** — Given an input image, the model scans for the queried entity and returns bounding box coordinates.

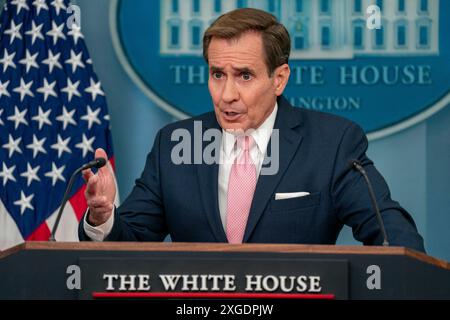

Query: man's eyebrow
[235,67,255,74]
[210,66,256,74]
[210,66,223,73]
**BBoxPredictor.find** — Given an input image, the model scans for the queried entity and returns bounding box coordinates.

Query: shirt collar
[222,102,278,157]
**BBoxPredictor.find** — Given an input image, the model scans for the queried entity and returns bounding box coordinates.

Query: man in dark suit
[79,8,425,252]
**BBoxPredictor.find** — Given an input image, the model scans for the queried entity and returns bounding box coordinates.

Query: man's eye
[212,72,223,79]
[241,72,252,81]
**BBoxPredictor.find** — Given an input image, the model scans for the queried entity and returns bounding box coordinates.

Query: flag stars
[7,106,28,129]
[14,191,34,215]
[76,134,95,157]
[11,0,30,14]
[61,78,81,102]
[65,50,85,73]
[4,20,22,44]
[20,163,41,187]
[45,162,66,186]
[0,49,16,72]
[56,106,77,130]
[0,80,11,98]
[42,50,62,73]
[46,21,66,45]
[68,23,84,45]
[32,0,49,15]
[51,134,71,158]
[25,21,44,45]
[32,106,52,130]
[51,0,67,15]
[26,134,47,158]
[85,78,105,101]
[19,49,39,73]
[0,109,4,125]
[2,134,22,158]
[13,78,34,102]
[0,163,16,186]
[37,78,58,102]
[81,106,101,129]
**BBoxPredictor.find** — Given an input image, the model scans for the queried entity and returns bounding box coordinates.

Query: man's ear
[273,64,290,96]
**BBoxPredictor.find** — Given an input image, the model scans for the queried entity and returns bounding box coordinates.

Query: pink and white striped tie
[226,135,257,244]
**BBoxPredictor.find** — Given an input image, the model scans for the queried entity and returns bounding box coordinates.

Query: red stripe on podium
[92,292,335,299]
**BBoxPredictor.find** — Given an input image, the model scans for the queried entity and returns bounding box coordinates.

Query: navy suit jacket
[79,96,425,252]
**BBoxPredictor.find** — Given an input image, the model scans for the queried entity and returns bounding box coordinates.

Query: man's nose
[222,78,239,103]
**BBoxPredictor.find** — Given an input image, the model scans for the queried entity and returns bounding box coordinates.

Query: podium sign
[79,256,348,299]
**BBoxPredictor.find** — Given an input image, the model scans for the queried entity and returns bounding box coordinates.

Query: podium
[0,242,449,300]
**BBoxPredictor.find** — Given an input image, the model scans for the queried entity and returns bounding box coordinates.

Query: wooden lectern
[0,242,449,299]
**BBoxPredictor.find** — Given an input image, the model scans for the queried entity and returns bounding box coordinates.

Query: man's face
[207,31,290,132]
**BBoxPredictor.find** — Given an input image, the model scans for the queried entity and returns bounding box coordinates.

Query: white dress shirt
[83,210,114,241]
[84,103,278,240]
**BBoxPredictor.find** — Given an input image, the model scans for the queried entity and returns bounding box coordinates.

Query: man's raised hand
[83,148,116,226]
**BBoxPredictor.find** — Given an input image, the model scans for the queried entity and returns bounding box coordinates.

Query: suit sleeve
[79,129,169,242]
[331,123,425,252]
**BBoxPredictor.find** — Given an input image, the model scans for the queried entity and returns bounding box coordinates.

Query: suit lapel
[196,113,228,242]
[243,97,304,242]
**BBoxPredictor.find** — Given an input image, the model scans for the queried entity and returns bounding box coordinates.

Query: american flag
[0,0,114,249]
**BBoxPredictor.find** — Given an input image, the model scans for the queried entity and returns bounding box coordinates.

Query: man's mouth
[221,110,244,121]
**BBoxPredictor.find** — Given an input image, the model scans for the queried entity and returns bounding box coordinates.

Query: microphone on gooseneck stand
[49,158,107,241]
[349,159,389,247]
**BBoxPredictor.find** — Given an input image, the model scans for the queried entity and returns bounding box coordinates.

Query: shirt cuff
[83,209,114,241]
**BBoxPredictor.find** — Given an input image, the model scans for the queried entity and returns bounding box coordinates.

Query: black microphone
[349,159,389,247]
[80,158,107,171]
[49,158,107,241]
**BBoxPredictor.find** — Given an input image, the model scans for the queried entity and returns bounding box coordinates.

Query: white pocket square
[275,192,310,200]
